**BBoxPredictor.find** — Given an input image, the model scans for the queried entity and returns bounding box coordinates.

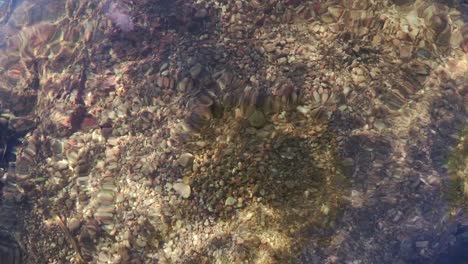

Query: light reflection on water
[0,0,461,263]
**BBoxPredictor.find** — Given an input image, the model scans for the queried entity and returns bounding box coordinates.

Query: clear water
[0,0,467,263]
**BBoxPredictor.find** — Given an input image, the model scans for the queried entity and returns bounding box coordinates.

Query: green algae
[443,128,468,210]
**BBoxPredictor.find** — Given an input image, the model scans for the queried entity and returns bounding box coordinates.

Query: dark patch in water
[0,228,22,264]
[436,225,468,264]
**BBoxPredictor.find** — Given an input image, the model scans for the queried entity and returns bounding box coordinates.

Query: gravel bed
[0,0,467,263]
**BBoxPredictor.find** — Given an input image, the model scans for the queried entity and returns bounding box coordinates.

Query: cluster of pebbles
[0,0,467,263]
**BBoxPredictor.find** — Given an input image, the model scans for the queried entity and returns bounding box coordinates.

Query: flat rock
[173,182,191,199]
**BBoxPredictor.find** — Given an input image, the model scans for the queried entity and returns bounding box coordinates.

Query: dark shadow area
[0,228,22,264]
[172,121,344,263]
[428,78,468,263]
[0,112,35,264]
[306,60,467,263]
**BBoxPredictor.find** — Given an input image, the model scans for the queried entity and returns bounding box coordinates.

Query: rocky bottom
[0,0,467,263]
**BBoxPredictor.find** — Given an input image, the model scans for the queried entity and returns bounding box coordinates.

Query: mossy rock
[248,110,266,128]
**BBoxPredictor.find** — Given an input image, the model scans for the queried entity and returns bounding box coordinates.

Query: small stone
[195,8,207,18]
[56,160,69,170]
[159,62,169,72]
[154,186,162,193]
[296,105,310,114]
[177,78,189,92]
[343,86,351,96]
[264,43,276,53]
[417,48,431,59]
[352,73,366,84]
[338,105,347,111]
[195,141,208,148]
[415,241,429,248]
[374,120,387,130]
[351,190,363,208]
[173,182,191,198]
[190,64,203,79]
[392,211,403,222]
[286,37,296,43]
[175,220,183,229]
[225,197,236,206]
[136,237,147,248]
[399,45,413,59]
[277,57,287,65]
[67,218,81,232]
[248,110,266,128]
[320,204,329,215]
[115,194,125,203]
[320,13,334,24]
[177,153,194,168]
[372,35,382,45]
[143,198,154,206]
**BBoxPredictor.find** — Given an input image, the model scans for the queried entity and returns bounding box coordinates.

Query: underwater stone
[248,110,266,128]
[173,182,191,199]
[177,153,194,168]
[225,197,236,206]
[195,8,207,18]
[190,64,203,79]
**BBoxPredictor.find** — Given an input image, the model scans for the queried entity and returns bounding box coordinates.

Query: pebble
[392,211,403,222]
[173,182,191,199]
[343,86,351,96]
[417,48,431,59]
[225,197,236,206]
[177,78,188,92]
[264,43,276,53]
[56,160,69,170]
[115,194,125,203]
[177,153,194,168]
[399,45,413,59]
[374,120,387,130]
[286,37,296,43]
[160,62,169,72]
[320,204,330,215]
[248,110,266,128]
[296,105,310,114]
[136,237,147,248]
[190,64,203,79]
[277,57,287,65]
[195,8,207,18]
[67,218,81,232]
